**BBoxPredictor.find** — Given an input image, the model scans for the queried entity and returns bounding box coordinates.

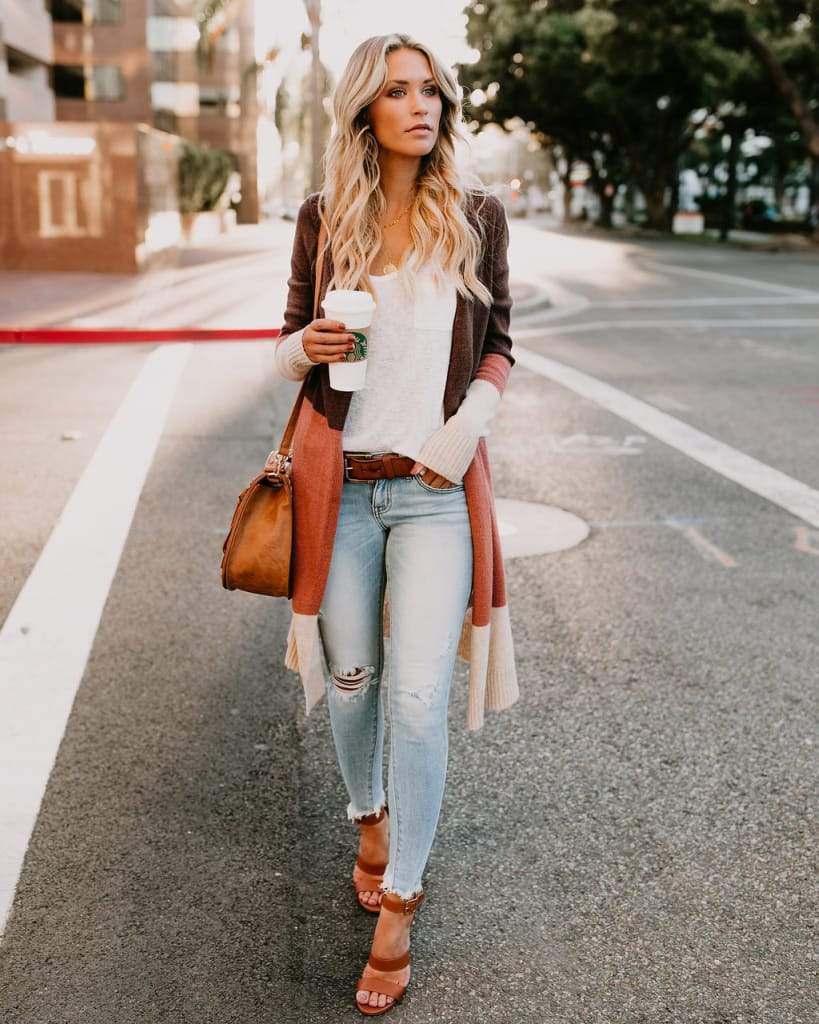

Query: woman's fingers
[303,320,355,362]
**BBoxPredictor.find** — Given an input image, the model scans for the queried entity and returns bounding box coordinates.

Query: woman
[274,33,519,1016]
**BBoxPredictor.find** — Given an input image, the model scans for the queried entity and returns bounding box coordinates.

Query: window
[152,51,176,82]
[53,64,124,101]
[53,64,85,98]
[92,0,122,23]
[51,0,83,22]
[199,86,240,117]
[154,109,177,135]
[51,0,122,23]
[91,65,123,100]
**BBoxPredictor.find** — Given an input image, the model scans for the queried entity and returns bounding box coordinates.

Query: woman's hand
[409,461,459,489]
[302,319,356,363]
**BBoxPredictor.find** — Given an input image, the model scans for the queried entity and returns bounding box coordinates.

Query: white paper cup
[322,289,375,391]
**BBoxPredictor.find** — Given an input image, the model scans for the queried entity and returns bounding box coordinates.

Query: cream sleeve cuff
[416,379,502,483]
[274,327,316,381]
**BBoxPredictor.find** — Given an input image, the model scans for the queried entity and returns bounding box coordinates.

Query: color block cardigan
[276,190,519,732]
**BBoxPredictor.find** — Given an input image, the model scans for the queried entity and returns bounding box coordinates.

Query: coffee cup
[321,288,375,391]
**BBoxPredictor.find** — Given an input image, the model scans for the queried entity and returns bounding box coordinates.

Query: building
[49,0,260,221]
[0,0,56,121]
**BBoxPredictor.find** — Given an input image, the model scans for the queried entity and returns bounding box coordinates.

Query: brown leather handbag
[220,217,327,598]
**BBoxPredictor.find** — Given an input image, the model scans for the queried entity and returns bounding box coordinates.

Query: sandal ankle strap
[354,803,388,827]
[380,889,425,915]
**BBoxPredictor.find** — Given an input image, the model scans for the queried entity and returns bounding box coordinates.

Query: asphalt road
[0,221,816,1023]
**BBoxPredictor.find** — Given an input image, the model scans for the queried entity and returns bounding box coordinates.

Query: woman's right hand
[302,319,356,363]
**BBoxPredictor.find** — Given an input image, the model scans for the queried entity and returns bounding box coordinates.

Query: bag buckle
[264,450,291,479]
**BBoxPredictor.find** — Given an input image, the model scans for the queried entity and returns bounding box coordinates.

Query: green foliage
[461,0,819,229]
[178,140,237,214]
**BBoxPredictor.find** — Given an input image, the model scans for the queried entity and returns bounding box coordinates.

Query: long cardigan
[278,190,519,731]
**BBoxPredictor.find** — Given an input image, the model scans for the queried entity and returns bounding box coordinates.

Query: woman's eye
[387,87,438,97]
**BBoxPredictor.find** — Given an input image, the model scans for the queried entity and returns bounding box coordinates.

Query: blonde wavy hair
[318,33,493,308]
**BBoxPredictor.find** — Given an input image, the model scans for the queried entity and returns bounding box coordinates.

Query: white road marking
[639,260,819,298]
[643,393,692,412]
[590,296,819,308]
[513,344,819,528]
[545,432,648,456]
[512,319,819,340]
[0,343,192,940]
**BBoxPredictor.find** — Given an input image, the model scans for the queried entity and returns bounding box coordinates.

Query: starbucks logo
[344,330,368,362]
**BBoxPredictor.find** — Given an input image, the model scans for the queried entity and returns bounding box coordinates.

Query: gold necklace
[379,198,413,274]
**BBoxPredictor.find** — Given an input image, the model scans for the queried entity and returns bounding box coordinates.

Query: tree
[462,0,737,229]
[715,1,819,159]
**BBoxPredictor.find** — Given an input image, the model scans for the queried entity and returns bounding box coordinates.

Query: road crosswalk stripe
[0,343,192,939]
[514,344,819,528]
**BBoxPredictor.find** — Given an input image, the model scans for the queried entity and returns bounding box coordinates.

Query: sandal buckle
[400,892,423,914]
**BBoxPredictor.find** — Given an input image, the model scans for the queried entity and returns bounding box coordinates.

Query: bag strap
[274,204,328,459]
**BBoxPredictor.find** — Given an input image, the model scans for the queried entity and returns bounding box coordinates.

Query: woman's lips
[406,126,432,133]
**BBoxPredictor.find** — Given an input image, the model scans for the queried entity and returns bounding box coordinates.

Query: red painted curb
[0,327,281,343]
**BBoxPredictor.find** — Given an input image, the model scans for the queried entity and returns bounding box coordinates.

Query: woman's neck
[377,151,421,217]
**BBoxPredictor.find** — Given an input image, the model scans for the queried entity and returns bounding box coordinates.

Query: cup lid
[322,289,375,311]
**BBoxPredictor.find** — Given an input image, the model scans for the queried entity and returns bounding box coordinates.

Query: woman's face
[366,47,443,159]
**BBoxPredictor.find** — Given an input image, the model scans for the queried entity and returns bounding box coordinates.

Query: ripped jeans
[317,472,473,900]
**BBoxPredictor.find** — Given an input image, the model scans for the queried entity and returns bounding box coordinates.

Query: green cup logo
[343,330,368,362]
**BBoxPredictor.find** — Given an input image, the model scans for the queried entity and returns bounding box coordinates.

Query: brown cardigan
[277,190,519,731]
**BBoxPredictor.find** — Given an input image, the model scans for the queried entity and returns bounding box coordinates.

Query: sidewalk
[0,220,550,331]
[0,220,297,331]
[526,211,819,255]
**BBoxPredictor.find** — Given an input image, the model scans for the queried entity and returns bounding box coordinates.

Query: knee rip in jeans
[406,632,456,707]
[331,664,377,699]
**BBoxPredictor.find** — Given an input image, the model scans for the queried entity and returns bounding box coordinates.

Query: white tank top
[341,261,458,461]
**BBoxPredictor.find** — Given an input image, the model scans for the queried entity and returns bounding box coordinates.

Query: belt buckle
[344,452,375,482]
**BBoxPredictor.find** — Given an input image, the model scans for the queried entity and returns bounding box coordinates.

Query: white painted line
[513,319,819,340]
[513,344,819,528]
[0,343,192,940]
[591,296,819,309]
[643,393,691,413]
[545,432,648,456]
[641,260,819,298]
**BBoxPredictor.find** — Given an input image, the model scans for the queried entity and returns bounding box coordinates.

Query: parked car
[740,199,781,231]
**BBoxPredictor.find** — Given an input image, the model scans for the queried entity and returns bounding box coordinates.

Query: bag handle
[271,207,328,464]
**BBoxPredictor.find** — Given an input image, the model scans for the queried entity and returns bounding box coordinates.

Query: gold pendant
[382,261,397,274]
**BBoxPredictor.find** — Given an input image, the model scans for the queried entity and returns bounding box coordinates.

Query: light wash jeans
[317,471,473,899]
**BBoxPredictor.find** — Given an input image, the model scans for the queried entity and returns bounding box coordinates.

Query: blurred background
[0,0,816,282]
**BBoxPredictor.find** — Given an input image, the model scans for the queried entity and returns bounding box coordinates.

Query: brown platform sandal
[352,804,389,913]
[354,889,425,1016]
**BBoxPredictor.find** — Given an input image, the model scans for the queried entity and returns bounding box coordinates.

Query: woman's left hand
[410,461,459,489]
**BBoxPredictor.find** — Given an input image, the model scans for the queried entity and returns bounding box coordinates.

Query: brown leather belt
[343,451,416,481]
